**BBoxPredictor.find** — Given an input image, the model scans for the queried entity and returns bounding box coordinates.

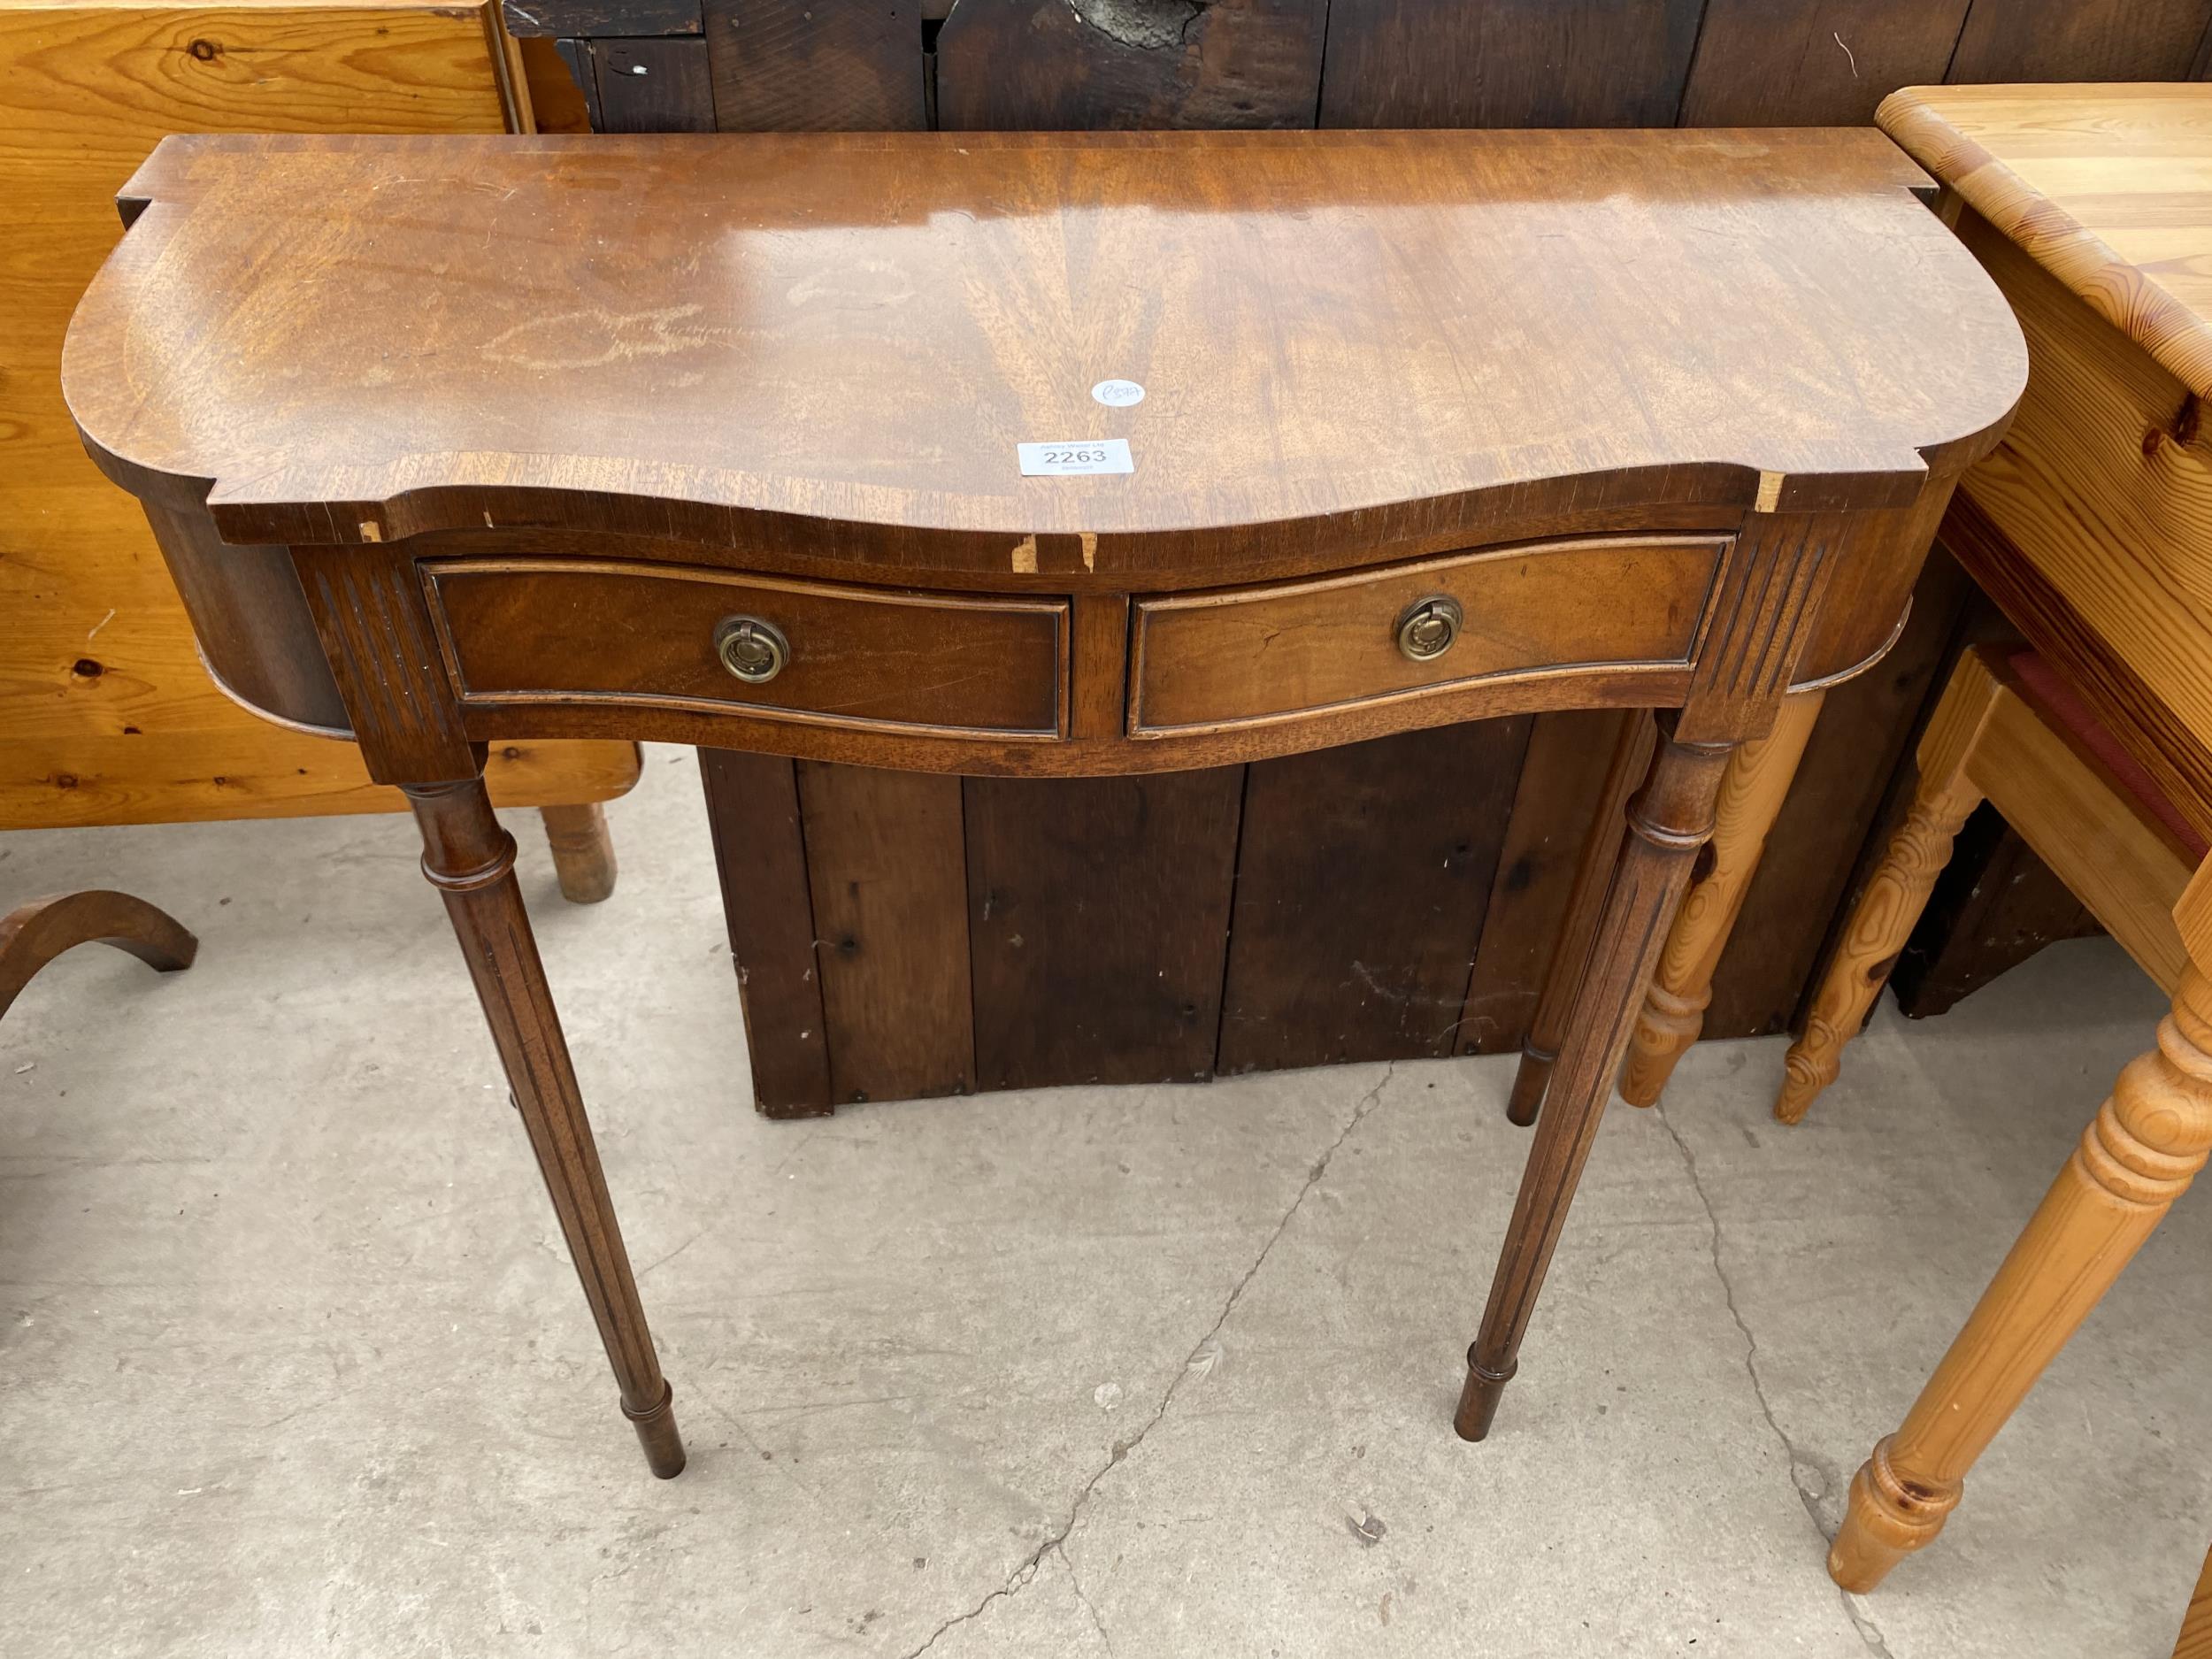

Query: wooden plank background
[0,0,641,830]
[524,0,2212,1111]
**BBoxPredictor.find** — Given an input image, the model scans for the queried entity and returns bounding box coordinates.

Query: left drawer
[425,559,1068,739]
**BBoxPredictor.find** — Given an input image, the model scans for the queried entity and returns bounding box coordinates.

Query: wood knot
[2149,396,2203,456]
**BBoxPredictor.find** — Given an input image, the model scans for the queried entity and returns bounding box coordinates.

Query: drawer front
[427,559,1067,739]
[1130,534,1727,734]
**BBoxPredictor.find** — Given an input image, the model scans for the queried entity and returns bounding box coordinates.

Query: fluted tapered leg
[409,779,685,1478]
[1459,723,1733,1440]
[1506,710,1655,1127]
[1620,689,1824,1106]
[1829,967,2212,1591]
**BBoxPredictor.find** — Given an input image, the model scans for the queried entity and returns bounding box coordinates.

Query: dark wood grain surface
[1677,0,1973,127]
[1945,0,2212,81]
[503,0,700,35]
[68,129,2022,564]
[1317,0,1705,127]
[699,748,833,1116]
[796,763,975,1102]
[1456,710,1640,1056]
[703,0,923,131]
[588,36,716,131]
[1218,722,1529,1071]
[428,558,1068,737]
[937,0,1328,131]
[965,770,1243,1089]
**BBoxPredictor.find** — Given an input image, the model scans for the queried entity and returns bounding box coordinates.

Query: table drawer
[426,559,1068,739]
[1129,534,1727,734]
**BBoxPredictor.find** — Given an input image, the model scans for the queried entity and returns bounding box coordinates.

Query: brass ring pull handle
[714,616,788,684]
[1395,595,1463,663]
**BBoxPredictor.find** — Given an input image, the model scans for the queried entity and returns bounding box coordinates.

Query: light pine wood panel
[1967,674,2193,992]
[0,0,635,827]
[2177,1544,2212,1659]
[1883,83,2212,399]
[0,731,641,829]
[1947,209,2212,832]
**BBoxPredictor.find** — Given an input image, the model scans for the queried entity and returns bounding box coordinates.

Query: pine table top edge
[1878,81,2212,403]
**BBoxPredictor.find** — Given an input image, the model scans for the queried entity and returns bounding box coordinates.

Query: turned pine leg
[1773,771,1978,1123]
[1776,651,2004,1125]
[2174,1542,2212,1658]
[408,779,685,1478]
[1828,965,2212,1592]
[1619,689,1824,1106]
[1459,723,1733,1439]
[540,802,618,904]
[1506,710,1655,1126]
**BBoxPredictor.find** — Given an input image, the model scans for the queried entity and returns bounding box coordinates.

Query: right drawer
[1128,534,1729,735]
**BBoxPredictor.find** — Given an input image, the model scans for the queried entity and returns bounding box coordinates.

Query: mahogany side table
[62,129,2024,1479]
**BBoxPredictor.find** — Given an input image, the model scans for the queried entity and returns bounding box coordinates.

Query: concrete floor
[3,746,2207,1658]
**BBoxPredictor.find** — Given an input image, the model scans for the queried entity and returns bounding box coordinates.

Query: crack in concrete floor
[1655,1101,1898,1659]
[898,1061,1400,1659]
[1056,1542,1112,1654]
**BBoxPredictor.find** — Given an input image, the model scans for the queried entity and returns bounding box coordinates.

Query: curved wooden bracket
[0,889,198,1021]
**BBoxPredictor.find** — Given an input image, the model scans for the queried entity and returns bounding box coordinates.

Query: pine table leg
[1459,721,1733,1439]
[1619,688,1824,1106]
[1828,965,2212,1591]
[2173,1542,2212,1659]
[408,778,685,1478]
[540,802,618,904]
[1777,651,2001,1125]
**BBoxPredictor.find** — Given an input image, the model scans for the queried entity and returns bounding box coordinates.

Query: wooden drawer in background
[426,560,1069,739]
[1128,534,1728,735]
